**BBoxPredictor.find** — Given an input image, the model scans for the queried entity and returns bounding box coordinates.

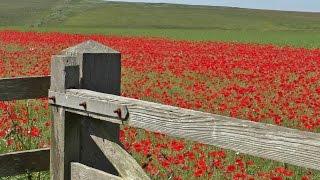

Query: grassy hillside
[0,0,65,26]
[1,0,320,47]
[58,2,320,31]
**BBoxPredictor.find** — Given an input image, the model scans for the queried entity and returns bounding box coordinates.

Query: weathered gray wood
[51,106,82,180]
[50,107,65,180]
[71,163,123,180]
[60,40,123,177]
[50,40,123,180]
[63,108,125,125]
[50,55,79,92]
[56,89,320,171]
[60,40,119,56]
[48,90,128,120]
[65,113,81,177]
[50,55,81,180]
[59,40,121,94]
[0,148,50,177]
[82,53,121,94]
[79,118,119,175]
[0,76,50,101]
[91,135,150,180]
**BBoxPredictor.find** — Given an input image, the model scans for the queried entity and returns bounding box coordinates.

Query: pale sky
[107,0,320,12]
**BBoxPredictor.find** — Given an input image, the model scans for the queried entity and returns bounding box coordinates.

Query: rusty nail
[79,102,87,109]
[114,108,122,119]
[48,96,56,103]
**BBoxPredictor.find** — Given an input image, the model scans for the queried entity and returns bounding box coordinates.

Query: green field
[0,0,64,26]
[1,0,320,47]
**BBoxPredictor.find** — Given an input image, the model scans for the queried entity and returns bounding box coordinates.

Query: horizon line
[105,1,320,13]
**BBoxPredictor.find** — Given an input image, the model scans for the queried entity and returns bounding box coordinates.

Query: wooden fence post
[50,41,122,180]
[50,55,80,180]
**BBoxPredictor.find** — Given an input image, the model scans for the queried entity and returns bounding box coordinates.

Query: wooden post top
[50,40,121,95]
[59,40,119,56]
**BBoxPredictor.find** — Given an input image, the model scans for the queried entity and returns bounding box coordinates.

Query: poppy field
[0,30,319,179]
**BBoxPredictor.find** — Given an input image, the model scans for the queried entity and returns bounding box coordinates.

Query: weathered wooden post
[50,55,80,180]
[50,41,121,180]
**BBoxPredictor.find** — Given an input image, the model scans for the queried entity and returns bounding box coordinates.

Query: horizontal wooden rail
[51,90,128,121]
[49,89,320,171]
[71,163,123,180]
[0,148,50,177]
[0,76,50,101]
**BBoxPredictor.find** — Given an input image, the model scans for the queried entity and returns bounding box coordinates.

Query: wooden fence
[0,40,319,179]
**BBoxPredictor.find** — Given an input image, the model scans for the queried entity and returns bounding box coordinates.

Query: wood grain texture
[50,54,81,180]
[71,162,123,180]
[82,53,121,95]
[50,55,79,93]
[58,89,320,170]
[74,43,123,177]
[79,118,120,175]
[49,90,128,121]
[91,135,150,180]
[50,106,66,180]
[50,41,123,180]
[0,76,50,101]
[59,40,121,95]
[50,102,82,180]
[65,112,81,179]
[60,40,119,56]
[0,148,50,177]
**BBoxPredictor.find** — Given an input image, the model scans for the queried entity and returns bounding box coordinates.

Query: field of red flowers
[0,30,319,179]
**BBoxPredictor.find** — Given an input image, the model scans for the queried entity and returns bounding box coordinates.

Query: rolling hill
[1,0,320,47]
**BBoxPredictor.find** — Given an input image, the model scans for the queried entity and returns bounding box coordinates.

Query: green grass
[6,26,320,48]
[60,2,320,31]
[1,1,320,47]
[0,100,50,180]
[0,0,65,27]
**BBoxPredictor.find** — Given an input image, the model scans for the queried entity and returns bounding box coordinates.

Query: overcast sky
[107,0,320,12]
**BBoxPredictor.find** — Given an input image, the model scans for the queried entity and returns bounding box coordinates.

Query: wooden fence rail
[0,75,51,178]
[49,88,320,171]
[0,148,50,177]
[0,76,50,101]
[0,40,319,179]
